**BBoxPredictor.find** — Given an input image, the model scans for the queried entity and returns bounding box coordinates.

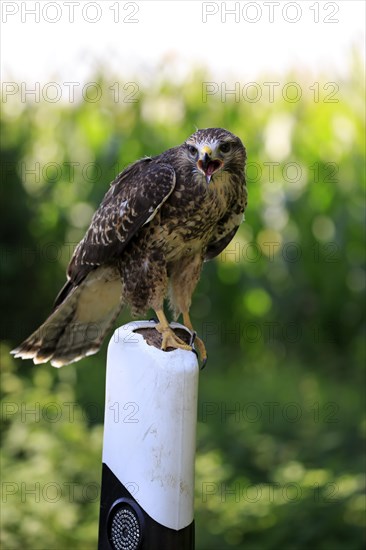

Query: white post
[98,321,199,549]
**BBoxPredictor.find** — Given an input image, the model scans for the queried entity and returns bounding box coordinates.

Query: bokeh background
[1,1,365,549]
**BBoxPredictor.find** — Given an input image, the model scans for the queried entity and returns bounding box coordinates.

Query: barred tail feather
[11,267,122,367]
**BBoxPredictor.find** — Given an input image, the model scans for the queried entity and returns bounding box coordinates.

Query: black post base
[98,463,195,550]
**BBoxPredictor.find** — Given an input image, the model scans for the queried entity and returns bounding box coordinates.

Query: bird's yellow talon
[182,311,207,365]
[155,324,192,352]
[154,309,192,352]
[192,334,207,364]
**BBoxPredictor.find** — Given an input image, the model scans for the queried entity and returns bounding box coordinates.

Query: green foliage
[1,345,102,549]
[1,61,365,548]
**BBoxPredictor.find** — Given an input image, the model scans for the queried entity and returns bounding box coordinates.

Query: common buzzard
[12,128,247,367]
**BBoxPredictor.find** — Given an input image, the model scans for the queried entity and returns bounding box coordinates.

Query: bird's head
[184,128,246,184]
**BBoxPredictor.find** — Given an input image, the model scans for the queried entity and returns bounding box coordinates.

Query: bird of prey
[12,128,247,367]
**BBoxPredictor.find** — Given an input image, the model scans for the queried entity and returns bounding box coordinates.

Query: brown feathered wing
[12,160,176,367]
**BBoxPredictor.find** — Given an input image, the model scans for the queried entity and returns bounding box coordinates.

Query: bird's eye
[187,145,198,156]
[219,142,231,153]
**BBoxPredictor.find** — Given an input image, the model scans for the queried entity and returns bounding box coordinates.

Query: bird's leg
[182,311,207,366]
[154,309,192,352]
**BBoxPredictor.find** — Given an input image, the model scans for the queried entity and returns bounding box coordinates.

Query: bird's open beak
[197,145,223,184]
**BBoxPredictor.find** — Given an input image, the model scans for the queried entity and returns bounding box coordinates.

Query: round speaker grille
[109,504,142,550]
